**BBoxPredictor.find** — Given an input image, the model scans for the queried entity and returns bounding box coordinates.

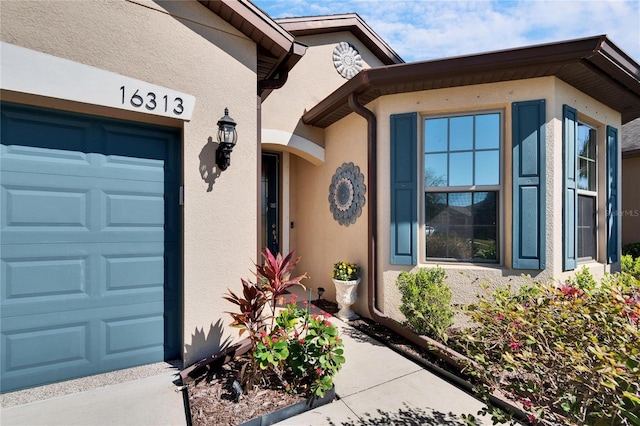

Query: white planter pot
[332,278,361,321]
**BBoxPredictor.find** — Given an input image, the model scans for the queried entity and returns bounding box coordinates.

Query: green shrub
[622,254,640,281]
[451,273,640,425]
[565,265,598,290]
[623,242,640,259]
[396,267,454,341]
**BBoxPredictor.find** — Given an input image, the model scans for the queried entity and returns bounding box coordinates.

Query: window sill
[420,260,503,271]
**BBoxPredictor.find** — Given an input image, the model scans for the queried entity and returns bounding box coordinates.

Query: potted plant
[184,248,345,425]
[331,261,361,321]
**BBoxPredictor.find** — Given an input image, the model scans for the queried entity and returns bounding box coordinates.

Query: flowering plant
[451,269,640,425]
[254,297,345,397]
[225,248,345,398]
[332,261,360,281]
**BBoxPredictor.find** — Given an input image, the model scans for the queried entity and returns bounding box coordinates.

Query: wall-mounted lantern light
[216,108,237,171]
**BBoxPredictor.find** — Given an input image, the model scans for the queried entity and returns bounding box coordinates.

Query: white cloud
[254,0,640,62]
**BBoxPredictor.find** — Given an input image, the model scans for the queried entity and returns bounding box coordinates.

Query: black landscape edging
[239,386,336,426]
[183,384,335,426]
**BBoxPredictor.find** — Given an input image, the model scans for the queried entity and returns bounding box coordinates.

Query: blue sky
[252,0,640,63]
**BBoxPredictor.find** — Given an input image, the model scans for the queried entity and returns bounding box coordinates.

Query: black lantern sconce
[216,108,237,171]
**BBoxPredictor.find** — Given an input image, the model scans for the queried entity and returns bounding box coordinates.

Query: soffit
[198,0,302,82]
[303,35,640,127]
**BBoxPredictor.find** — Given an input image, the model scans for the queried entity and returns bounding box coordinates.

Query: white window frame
[420,109,504,264]
[576,121,598,262]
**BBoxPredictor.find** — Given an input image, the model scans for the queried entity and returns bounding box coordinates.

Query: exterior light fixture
[216,108,237,170]
[317,287,325,299]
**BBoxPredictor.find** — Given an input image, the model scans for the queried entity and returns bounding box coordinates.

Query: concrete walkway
[275,316,494,425]
[0,371,185,426]
[1,318,495,426]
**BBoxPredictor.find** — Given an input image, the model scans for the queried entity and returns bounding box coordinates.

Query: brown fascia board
[303,35,640,127]
[198,0,302,74]
[590,37,640,93]
[623,148,640,159]
[276,14,404,65]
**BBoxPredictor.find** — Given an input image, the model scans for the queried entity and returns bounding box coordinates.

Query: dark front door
[261,153,279,255]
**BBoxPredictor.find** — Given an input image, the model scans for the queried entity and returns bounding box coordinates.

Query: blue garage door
[1,103,181,392]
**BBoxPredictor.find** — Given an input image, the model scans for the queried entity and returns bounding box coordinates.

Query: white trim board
[261,128,324,165]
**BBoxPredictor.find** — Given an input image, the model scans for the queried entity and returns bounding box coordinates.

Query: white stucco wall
[1,0,260,365]
[296,76,622,326]
[262,31,388,149]
[289,113,369,310]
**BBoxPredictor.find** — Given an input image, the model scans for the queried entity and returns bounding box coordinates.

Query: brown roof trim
[303,35,640,127]
[276,14,403,65]
[623,148,640,159]
[198,0,305,82]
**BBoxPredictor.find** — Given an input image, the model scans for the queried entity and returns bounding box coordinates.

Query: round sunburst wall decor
[332,42,363,79]
[329,162,366,226]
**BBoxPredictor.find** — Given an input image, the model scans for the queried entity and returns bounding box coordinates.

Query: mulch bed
[187,359,305,426]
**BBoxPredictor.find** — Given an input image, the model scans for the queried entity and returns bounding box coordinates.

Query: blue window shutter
[607,125,619,263]
[563,105,578,271]
[512,100,546,269]
[390,112,418,265]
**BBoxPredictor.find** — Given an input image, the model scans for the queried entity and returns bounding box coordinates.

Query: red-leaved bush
[452,271,640,425]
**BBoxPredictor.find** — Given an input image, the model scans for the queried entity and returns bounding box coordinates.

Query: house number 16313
[120,86,184,115]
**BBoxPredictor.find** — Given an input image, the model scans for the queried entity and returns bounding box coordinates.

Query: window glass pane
[425,233,448,258]
[578,195,596,259]
[578,158,596,191]
[450,116,473,151]
[449,152,473,186]
[475,114,500,149]
[474,150,499,185]
[473,226,497,260]
[577,124,596,160]
[425,153,448,187]
[448,226,473,259]
[447,192,472,227]
[425,193,447,224]
[473,192,496,226]
[425,191,497,261]
[425,118,448,153]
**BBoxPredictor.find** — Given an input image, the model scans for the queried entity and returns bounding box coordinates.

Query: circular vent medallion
[332,42,363,79]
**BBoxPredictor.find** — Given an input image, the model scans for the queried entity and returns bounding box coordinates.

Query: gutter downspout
[347,92,526,422]
[347,92,472,369]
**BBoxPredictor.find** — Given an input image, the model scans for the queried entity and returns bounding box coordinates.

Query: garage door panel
[105,254,164,291]
[1,109,93,157]
[2,179,90,231]
[2,243,166,318]
[3,321,91,372]
[104,192,164,228]
[2,172,167,244]
[3,255,90,300]
[104,314,165,356]
[1,302,165,391]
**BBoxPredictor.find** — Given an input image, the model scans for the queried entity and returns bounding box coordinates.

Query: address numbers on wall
[120,86,184,116]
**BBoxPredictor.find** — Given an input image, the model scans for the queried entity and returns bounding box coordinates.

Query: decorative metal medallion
[332,42,363,79]
[329,162,366,226]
